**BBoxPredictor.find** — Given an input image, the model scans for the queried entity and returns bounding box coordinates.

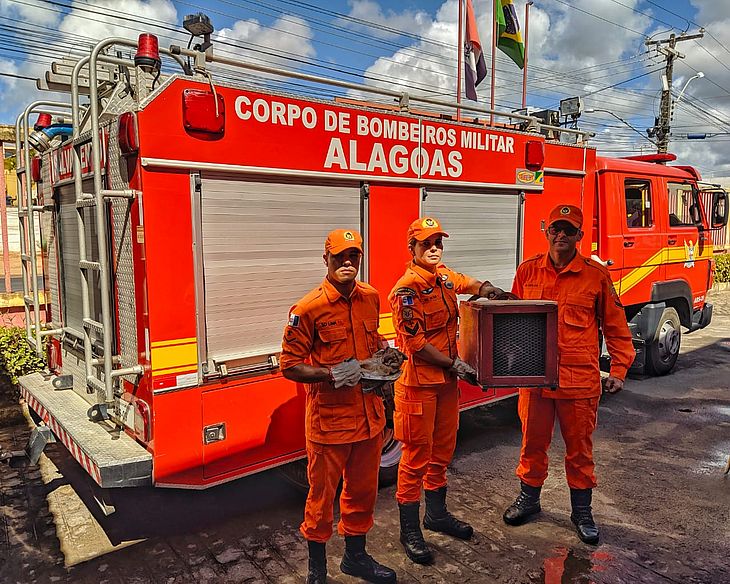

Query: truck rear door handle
[623,240,635,247]
[667,238,677,245]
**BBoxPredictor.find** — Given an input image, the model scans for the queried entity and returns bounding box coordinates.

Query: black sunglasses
[547,224,579,236]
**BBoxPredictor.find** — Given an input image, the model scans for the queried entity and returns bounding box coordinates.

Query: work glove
[380,346,407,369]
[450,357,479,386]
[329,358,363,389]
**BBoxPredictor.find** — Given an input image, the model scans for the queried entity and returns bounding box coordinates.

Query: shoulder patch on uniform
[401,295,414,306]
[402,307,413,320]
[288,314,300,328]
[395,286,416,296]
[404,322,420,336]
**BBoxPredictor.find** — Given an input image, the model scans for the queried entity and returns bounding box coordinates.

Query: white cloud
[0,1,316,124]
[216,14,316,69]
[690,0,730,25]
[342,0,435,39]
[0,0,62,27]
[57,0,178,42]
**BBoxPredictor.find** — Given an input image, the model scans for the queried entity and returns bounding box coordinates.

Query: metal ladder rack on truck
[15,15,728,509]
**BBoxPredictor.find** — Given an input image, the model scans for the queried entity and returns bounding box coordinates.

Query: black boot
[570,488,599,545]
[306,540,327,584]
[423,486,473,540]
[503,482,542,526]
[340,535,397,584]
[398,502,433,565]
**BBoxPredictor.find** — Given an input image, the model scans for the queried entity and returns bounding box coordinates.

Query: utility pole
[646,31,704,154]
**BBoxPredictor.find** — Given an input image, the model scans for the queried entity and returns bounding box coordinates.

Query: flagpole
[522,1,533,109]
[457,0,463,121]
[490,0,498,125]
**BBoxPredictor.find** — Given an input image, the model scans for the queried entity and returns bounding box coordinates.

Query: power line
[0,71,36,81]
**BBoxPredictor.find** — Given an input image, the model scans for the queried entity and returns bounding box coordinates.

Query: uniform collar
[408,261,439,287]
[322,276,360,303]
[540,250,585,273]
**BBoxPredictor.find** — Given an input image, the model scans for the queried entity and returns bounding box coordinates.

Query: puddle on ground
[541,547,613,584]
[691,442,730,475]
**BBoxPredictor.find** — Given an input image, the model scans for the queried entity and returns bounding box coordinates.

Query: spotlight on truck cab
[184,13,214,37]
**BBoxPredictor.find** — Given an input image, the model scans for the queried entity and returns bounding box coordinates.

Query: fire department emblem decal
[684,240,696,268]
[344,231,354,241]
[422,217,437,228]
[560,206,570,215]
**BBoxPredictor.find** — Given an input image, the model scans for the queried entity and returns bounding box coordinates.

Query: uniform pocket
[522,284,543,300]
[318,326,349,365]
[423,301,447,331]
[364,318,381,353]
[317,389,358,432]
[559,352,598,388]
[393,399,429,444]
[563,294,594,328]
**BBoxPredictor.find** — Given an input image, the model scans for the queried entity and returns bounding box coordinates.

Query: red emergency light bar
[118,112,139,155]
[135,33,161,71]
[525,139,544,171]
[31,157,42,183]
[182,89,225,138]
[34,113,52,131]
[622,153,677,163]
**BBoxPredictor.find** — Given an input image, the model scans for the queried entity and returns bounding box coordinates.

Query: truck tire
[278,438,402,493]
[645,307,681,376]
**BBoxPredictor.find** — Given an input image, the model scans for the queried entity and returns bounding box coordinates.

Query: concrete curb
[712,282,730,291]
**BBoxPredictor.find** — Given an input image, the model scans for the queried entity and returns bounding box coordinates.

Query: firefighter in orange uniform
[503,204,634,545]
[280,229,396,584]
[389,217,503,564]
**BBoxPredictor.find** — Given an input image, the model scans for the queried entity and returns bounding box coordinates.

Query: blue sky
[1,1,729,175]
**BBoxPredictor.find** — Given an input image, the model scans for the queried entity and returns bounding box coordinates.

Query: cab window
[667,183,696,227]
[625,180,652,228]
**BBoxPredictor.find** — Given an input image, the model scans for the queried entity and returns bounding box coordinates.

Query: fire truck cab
[12,21,728,503]
[595,154,723,374]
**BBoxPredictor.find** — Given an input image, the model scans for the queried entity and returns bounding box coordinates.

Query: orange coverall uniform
[511,252,634,489]
[389,262,473,504]
[280,277,386,543]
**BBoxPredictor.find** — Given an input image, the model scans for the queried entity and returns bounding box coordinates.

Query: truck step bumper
[689,303,713,332]
[19,372,152,488]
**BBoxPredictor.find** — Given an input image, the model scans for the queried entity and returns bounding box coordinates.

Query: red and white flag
[464,0,487,101]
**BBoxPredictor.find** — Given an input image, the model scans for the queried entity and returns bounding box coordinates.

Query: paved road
[1,291,729,583]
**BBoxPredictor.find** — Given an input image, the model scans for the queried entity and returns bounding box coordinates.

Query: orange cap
[548,204,583,229]
[324,229,363,255]
[407,217,449,243]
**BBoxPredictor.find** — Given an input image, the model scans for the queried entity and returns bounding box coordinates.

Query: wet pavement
[1,290,729,583]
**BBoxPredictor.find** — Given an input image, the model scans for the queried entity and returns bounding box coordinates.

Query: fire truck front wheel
[645,307,681,376]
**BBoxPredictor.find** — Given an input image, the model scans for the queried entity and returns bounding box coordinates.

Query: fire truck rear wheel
[645,307,681,376]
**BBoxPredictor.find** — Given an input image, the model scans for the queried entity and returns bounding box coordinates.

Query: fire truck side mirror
[710,191,729,229]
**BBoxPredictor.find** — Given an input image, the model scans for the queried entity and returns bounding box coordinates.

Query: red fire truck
[14,22,728,502]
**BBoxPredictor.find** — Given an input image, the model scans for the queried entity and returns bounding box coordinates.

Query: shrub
[0,326,45,387]
[715,253,730,283]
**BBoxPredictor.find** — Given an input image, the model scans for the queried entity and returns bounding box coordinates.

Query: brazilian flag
[497,0,525,69]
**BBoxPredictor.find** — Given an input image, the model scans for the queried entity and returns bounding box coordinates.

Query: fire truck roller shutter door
[422,190,521,292]
[197,175,361,366]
